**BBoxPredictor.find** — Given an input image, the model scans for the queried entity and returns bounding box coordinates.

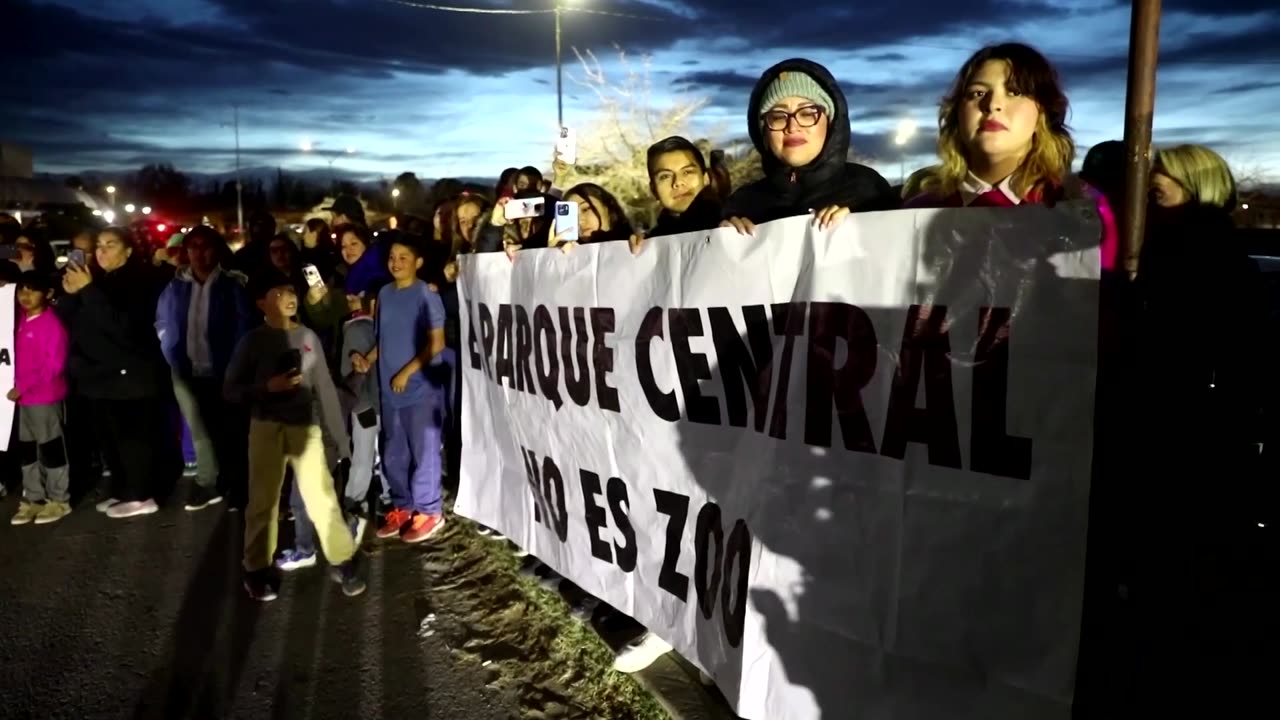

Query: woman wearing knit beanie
[722,58,898,235]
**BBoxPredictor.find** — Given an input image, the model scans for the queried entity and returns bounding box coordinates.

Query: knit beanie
[757,71,835,119]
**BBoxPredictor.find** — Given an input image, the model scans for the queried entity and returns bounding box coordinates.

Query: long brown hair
[926,43,1074,199]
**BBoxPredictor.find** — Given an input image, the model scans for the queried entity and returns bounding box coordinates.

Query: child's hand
[5,388,18,402]
[391,368,413,393]
[351,353,371,374]
[266,371,302,393]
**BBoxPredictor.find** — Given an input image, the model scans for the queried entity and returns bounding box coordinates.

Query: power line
[375,0,666,22]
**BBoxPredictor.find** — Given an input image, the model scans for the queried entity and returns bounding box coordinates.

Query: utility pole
[1120,0,1162,277]
[555,1,563,130]
[234,104,244,236]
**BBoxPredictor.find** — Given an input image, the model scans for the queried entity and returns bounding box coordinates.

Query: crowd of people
[0,41,1262,680]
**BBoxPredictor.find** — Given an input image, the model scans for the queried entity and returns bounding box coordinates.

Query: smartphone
[68,249,87,267]
[554,201,579,243]
[302,263,323,289]
[555,126,577,165]
[276,348,303,377]
[504,197,545,221]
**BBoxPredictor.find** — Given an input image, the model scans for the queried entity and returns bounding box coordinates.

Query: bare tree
[555,47,762,228]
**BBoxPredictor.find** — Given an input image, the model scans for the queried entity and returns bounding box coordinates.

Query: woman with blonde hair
[906,43,1116,267]
[1150,144,1236,210]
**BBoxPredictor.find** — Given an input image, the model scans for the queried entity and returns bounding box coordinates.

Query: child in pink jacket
[8,271,70,526]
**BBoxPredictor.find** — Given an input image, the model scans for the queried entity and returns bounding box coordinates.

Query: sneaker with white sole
[275,548,318,571]
[95,497,120,513]
[184,486,223,512]
[105,499,159,519]
[11,501,42,525]
[243,569,279,602]
[34,501,72,525]
[612,631,673,673]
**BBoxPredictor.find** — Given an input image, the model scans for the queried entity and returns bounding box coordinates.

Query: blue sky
[5,0,1279,184]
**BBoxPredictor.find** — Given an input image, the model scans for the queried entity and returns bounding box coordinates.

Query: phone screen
[554,202,579,243]
[504,198,545,221]
[302,264,323,288]
[67,249,87,267]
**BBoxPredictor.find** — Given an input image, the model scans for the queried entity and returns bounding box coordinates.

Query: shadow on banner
[659,204,1103,719]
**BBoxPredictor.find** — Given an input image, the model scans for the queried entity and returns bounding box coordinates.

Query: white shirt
[186,267,220,377]
[959,171,1023,206]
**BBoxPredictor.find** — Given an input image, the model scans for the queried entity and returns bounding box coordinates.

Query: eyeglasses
[761,106,824,132]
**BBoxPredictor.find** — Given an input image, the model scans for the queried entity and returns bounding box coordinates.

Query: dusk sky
[6,0,1279,184]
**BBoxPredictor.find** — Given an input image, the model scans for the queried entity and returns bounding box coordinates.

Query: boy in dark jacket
[224,271,364,601]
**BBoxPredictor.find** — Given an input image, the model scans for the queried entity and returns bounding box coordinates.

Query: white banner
[0,284,15,451]
[456,205,1102,720]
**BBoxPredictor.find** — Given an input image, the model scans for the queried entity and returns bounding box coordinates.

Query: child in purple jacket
[8,271,71,525]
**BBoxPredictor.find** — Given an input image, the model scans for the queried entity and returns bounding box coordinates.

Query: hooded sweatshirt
[723,58,899,224]
[650,186,723,238]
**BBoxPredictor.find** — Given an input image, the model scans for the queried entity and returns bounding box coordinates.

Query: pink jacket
[15,310,68,406]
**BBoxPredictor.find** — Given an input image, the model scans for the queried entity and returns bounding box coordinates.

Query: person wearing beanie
[722,58,898,234]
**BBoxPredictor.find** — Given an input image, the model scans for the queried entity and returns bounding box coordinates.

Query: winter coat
[723,58,899,224]
[155,265,254,380]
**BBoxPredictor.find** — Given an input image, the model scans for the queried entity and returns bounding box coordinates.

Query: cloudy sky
[5,0,1279,184]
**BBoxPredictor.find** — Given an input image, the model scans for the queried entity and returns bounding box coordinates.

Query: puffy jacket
[56,261,170,399]
[723,58,899,224]
[155,266,254,380]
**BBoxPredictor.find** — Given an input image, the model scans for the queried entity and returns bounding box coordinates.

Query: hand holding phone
[67,249,87,268]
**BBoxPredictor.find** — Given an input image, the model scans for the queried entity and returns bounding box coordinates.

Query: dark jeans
[172,373,249,505]
[88,396,175,502]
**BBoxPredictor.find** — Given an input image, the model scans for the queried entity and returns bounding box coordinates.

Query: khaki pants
[243,419,355,573]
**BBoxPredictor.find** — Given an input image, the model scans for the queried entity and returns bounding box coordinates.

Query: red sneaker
[401,513,446,544]
[376,508,414,539]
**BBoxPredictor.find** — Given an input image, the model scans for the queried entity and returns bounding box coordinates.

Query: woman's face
[959,59,1040,169]
[15,236,35,265]
[567,193,608,240]
[340,231,366,265]
[1150,171,1189,208]
[763,96,828,168]
[95,231,131,271]
[456,202,482,241]
[268,238,294,273]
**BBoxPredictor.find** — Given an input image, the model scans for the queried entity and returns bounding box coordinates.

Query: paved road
[0,493,519,720]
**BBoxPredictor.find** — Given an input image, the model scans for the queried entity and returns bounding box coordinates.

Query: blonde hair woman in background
[1150,144,1237,210]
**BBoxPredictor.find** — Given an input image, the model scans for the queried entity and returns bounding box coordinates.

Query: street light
[106,185,116,211]
[392,187,401,208]
[103,210,116,223]
[893,119,917,185]
[142,206,152,215]
[125,203,136,213]
[554,0,579,130]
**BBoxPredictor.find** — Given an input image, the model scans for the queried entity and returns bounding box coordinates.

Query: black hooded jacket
[650,186,722,238]
[723,58,899,224]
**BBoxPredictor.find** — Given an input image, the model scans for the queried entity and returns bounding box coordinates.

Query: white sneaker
[95,497,120,513]
[106,499,160,519]
[612,632,673,673]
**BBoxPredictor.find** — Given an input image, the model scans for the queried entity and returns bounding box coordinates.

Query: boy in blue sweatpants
[353,233,447,544]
